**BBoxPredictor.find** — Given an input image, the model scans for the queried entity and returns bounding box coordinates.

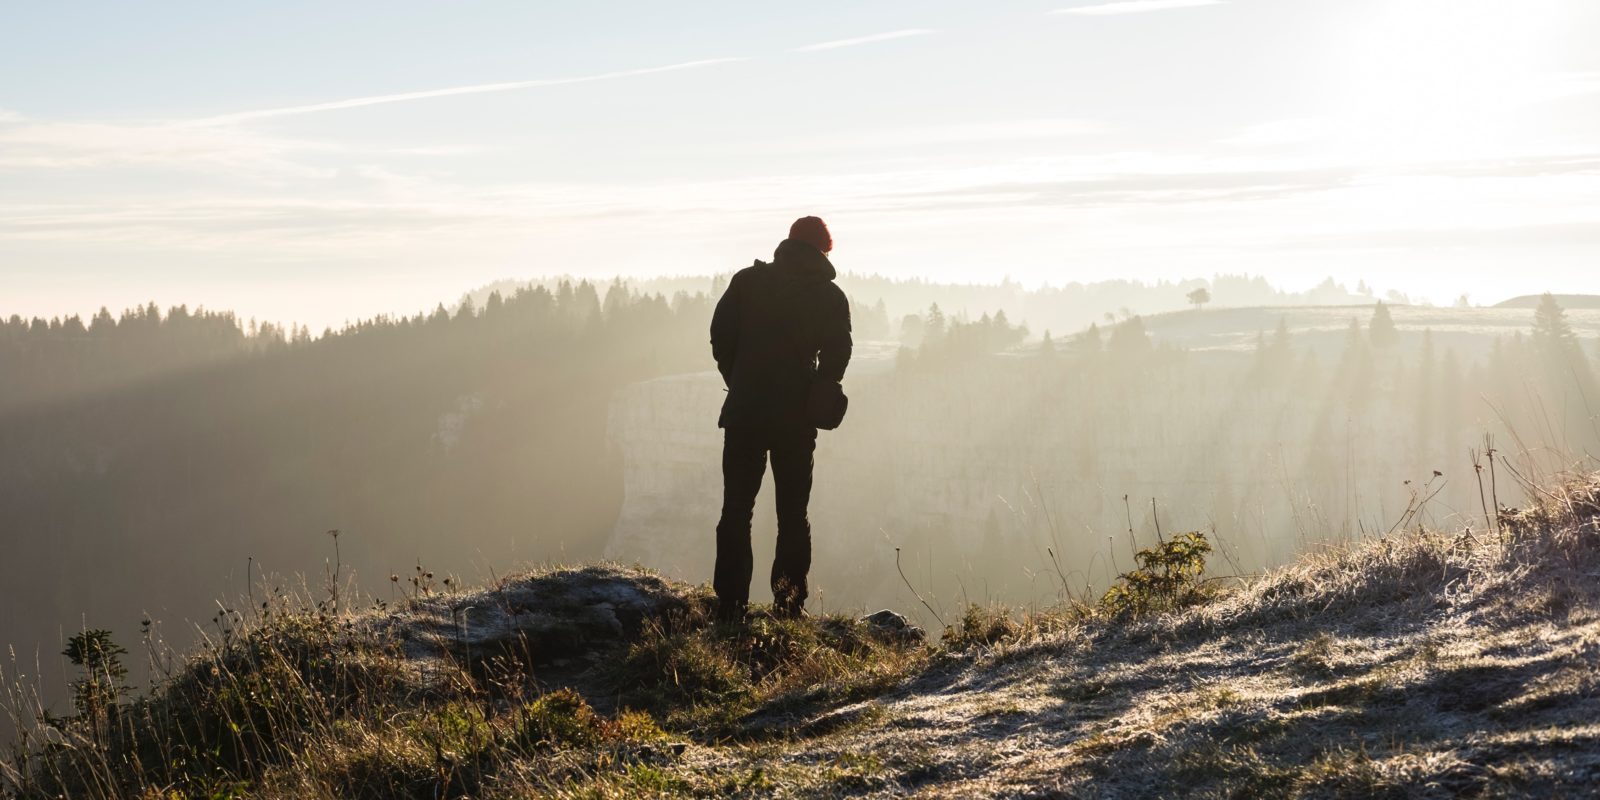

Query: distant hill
[1494,294,1600,309]
[1136,301,1600,360]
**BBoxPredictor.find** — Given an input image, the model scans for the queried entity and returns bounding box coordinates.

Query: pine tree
[574,281,602,322]
[1530,293,1599,449]
[1532,292,1579,353]
[1369,302,1398,349]
[90,307,115,336]
[1107,316,1151,355]
[1439,348,1463,458]
[925,303,947,343]
[1038,330,1057,359]
[1337,317,1373,412]
[1072,323,1103,354]
[899,313,925,347]
[1262,318,1293,377]
[1414,329,1436,469]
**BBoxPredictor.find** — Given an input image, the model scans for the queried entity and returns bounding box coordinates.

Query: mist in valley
[5,276,1599,715]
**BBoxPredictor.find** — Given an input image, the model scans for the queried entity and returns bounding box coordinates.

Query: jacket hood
[773,238,837,282]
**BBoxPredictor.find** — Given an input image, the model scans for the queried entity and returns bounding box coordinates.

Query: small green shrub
[611,629,753,715]
[1101,531,1214,617]
[517,689,609,750]
[612,710,668,743]
[942,605,1022,649]
[62,629,129,719]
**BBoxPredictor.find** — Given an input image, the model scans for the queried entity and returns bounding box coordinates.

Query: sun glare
[1336,0,1575,160]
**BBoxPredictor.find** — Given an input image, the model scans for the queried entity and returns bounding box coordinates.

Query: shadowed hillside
[7,474,1600,798]
[0,282,711,715]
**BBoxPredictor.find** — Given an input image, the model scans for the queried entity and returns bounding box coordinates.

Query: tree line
[0,280,711,710]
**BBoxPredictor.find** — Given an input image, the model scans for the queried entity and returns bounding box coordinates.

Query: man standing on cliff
[709,216,852,622]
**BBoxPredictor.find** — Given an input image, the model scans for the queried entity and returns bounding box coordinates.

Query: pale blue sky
[4,0,1599,327]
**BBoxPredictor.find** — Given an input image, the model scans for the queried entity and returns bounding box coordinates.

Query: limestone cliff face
[603,371,726,577]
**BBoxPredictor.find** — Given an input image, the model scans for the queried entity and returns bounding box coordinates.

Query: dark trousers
[714,425,817,615]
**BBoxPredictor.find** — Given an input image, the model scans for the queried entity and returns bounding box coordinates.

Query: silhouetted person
[710,216,852,621]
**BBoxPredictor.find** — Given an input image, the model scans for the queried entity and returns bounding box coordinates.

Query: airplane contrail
[181,57,747,127]
[1052,0,1224,16]
[791,29,935,53]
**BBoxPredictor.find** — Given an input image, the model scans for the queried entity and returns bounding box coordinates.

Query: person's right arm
[710,272,742,385]
[816,288,852,384]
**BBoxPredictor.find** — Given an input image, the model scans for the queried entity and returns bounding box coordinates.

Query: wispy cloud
[1223,118,1328,148]
[0,111,333,173]
[1519,71,1600,105]
[753,119,1105,154]
[181,58,745,127]
[791,29,935,53]
[1052,0,1224,17]
[869,166,1357,213]
[1279,221,1600,251]
[0,110,474,173]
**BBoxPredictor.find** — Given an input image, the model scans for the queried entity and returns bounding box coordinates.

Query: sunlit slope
[1497,295,1600,310]
[775,479,1600,797]
[1137,302,1600,356]
[10,477,1600,797]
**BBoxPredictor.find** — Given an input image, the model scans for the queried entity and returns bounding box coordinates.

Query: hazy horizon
[3,270,1551,338]
[7,0,1600,328]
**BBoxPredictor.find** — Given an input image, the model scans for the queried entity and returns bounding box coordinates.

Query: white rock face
[604,371,727,578]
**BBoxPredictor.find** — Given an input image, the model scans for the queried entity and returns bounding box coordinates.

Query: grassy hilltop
[7,477,1600,798]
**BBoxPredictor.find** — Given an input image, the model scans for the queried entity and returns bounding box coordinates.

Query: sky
[3,0,1600,329]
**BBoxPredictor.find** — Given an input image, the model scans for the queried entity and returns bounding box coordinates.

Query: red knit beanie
[789,216,833,254]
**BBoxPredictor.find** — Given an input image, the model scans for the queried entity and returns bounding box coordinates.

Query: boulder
[376,564,693,669]
[862,608,926,644]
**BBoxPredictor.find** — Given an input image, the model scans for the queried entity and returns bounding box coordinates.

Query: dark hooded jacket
[711,239,852,429]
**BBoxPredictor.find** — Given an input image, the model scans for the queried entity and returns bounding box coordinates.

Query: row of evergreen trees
[0,280,713,711]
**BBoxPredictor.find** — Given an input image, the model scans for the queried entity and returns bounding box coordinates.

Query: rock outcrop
[366,564,697,686]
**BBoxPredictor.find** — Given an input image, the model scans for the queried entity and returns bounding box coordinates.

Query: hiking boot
[715,600,748,626]
[772,601,807,621]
